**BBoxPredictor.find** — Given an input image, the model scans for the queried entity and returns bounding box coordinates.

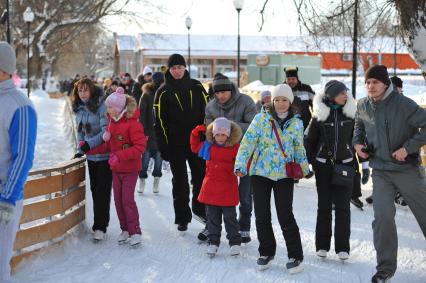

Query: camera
[361,144,375,157]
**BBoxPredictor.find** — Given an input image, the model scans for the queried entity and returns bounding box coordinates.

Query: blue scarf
[198,141,212,160]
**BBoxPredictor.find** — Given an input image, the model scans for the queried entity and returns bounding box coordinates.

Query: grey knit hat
[0,41,16,75]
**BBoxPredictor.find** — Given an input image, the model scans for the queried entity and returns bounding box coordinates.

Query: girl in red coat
[88,87,147,247]
[190,117,243,257]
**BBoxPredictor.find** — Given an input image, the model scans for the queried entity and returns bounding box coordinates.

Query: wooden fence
[11,158,86,270]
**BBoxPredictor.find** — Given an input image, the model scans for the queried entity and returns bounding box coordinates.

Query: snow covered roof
[116,33,409,55]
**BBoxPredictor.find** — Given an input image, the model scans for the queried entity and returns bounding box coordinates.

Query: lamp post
[233,0,244,87]
[23,7,34,98]
[393,23,398,77]
[185,16,192,76]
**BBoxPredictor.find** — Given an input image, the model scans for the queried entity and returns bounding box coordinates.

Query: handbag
[271,121,304,180]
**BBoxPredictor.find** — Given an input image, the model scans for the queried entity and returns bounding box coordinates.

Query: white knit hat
[0,41,16,75]
[142,66,153,76]
[271,84,294,104]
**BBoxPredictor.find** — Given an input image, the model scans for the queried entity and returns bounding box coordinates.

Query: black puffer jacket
[305,91,357,164]
[153,70,209,152]
[284,80,315,129]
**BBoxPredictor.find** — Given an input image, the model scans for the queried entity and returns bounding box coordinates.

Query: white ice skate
[153,177,160,193]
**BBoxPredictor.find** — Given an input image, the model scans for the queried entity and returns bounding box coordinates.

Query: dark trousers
[138,149,163,179]
[314,160,351,253]
[238,175,253,232]
[169,146,206,225]
[88,160,113,233]
[207,205,241,246]
[252,175,303,260]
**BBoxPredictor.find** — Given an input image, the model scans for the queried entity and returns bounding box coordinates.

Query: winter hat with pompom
[212,117,231,137]
[105,87,126,113]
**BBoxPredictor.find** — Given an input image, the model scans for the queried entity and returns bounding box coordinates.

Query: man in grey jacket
[205,74,257,243]
[353,64,426,283]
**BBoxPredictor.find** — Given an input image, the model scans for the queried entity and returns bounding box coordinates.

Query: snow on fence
[11,158,86,271]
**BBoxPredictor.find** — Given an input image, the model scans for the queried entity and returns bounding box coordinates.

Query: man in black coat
[283,66,315,129]
[153,54,209,232]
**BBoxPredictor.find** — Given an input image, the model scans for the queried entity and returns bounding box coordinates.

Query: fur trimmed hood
[312,90,357,122]
[124,95,138,119]
[206,121,242,146]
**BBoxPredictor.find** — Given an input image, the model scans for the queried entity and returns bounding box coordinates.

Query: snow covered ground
[13,86,426,282]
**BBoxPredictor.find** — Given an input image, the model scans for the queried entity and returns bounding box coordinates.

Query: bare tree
[0,0,151,79]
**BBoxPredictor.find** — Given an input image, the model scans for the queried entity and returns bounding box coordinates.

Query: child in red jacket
[88,87,147,247]
[190,117,243,257]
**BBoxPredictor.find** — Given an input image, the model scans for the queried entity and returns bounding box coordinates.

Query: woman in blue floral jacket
[235,84,309,274]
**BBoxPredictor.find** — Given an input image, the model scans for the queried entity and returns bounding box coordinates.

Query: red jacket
[190,122,242,207]
[88,96,147,172]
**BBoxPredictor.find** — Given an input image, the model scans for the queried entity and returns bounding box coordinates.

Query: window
[342,54,353,61]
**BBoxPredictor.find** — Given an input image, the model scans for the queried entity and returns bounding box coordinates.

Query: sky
[104,0,304,37]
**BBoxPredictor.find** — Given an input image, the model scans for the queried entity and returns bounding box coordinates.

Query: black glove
[361,168,370,185]
[79,141,91,153]
[305,170,314,179]
[72,153,84,159]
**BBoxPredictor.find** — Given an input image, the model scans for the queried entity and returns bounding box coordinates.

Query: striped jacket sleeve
[1,105,37,205]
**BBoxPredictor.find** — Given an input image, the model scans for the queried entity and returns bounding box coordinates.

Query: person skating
[235,84,308,274]
[305,80,357,260]
[190,118,243,257]
[153,54,209,233]
[88,87,147,247]
[353,65,426,282]
[0,41,37,283]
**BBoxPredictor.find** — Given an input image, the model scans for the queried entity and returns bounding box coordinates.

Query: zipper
[385,118,392,154]
[334,109,338,160]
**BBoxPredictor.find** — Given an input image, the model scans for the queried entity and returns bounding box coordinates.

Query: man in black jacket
[283,66,315,129]
[153,54,209,232]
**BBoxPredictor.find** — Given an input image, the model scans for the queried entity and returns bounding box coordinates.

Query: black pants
[206,205,241,246]
[169,146,206,225]
[252,175,303,260]
[88,160,113,233]
[314,160,351,253]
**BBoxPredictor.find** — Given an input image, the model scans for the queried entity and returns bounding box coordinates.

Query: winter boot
[153,177,160,193]
[371,271,392,282]
[230,245,240,256]
[207,244,219,257]
[257,256,274,271]
[286,258,304,274]
[337,251,349,261]
[316,249,327,258]
[137,178,146,194]
[129,234,142,247]
[197,228,209,242]
[240,231,251,244]
[93,230,105,242]
[118,231,129,244]
[177,223,188,232]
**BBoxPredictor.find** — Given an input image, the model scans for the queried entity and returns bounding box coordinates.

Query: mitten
[72,153,84,159]
[0,201,15,225]
[79,141,91,153]
[108,153,120,167]
[103,131,111,142]
[192,124,207,136]
[361,168,370,185]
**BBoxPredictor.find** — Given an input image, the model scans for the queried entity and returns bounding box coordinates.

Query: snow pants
[206,205,241,246]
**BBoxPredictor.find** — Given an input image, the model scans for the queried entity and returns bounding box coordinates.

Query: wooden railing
[11,158,86,270]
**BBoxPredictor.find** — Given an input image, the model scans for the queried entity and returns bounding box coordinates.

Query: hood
[206,121,243,147]
[142,82,156,95]
[213,84,242,110]
[164,69,190,87]
[312,91,357,122]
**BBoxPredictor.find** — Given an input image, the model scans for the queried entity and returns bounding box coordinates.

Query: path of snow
[13,88,426,283]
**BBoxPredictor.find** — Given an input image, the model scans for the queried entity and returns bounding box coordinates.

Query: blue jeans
[238,175,253,232]
[138,149,163,179]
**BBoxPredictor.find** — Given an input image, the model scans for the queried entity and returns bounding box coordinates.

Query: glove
[192,124,207,136]
[305,170,314,179]
[0,201,15,225]
[361,168,370,185]
[72,153,84,159]
[79,141,91,153]
[108,153,120,167]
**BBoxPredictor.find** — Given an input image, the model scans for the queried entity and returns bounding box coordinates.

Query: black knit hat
[390,76,403,88]
[365,65,391,86]
[213,75,233,93]
[324,80,348,100]
[167,53,186,68]
[284,66,299,78]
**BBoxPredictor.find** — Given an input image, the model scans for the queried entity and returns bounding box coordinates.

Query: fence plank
[62,166,85,190]
[63,185,85,211]
[24,175,63,199]
[20,198,63,224]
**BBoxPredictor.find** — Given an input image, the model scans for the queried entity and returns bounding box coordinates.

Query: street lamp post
[233,0,244,88]
[185,16,192,76]
[23,7,34,98]
[393,24,398,77]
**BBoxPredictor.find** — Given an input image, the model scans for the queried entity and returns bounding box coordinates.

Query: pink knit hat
[105,87,126,113]
[212,117,231,137]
